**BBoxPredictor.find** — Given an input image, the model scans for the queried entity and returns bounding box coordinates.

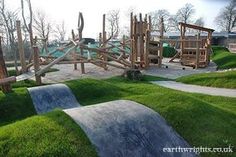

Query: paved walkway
[152,81,236,98]
[143,58,217,79]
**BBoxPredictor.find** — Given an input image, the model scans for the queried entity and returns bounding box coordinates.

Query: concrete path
[143,58,217,79]
[27,84,80,114]
[64,100,197,157]
[152,81,236,98]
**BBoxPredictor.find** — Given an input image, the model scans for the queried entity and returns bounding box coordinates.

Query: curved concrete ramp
[28,84,80,114]
[64,100,197,157]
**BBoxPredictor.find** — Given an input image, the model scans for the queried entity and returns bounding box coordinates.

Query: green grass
[0,88,36,126]
[176,70,236,89]
[212,46,236,69]
[0,110,97,157]
[66,77,236,157]
[0,77,235,157]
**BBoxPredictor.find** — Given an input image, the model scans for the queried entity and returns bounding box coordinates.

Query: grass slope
[66,77,236,157]
[0,88,36,126]
[176,70,236,89]
[212,46,236,69]
[0,77,235,157]
[0,110,97,157]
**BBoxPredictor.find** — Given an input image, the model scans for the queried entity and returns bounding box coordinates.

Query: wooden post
[133,16,138,62]
[158,17,164,68]
[180,24,184,61]
[144,29,150,68]
[78,12,85,74]
[102,14,108,70]
[195,33,200,69]
[207,32,212,65]
[71,29,77,70]
[130,12,134,68]
[16,20,27,73]
[139,13,144,67]
[122,35,126,57]
[33,36,42,85]
[0,37,12,93]
[28,23,34,63]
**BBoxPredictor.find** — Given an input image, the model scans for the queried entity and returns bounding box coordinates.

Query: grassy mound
[176,71,236,89]
[212,46,236,69]
[0,77,235,157]
[0,110,97,157]
[0,88,36,126]
[67,77,236,157]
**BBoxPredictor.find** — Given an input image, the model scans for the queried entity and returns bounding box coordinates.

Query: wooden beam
[0,76,16,85]
[179,22,214,32]
[36,44,77,76]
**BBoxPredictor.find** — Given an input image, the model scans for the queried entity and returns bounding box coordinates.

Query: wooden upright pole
[122,35,126,57]
[195,33,200,69]
[130,12,134,68]
[158,17,164,68]
[0,37,12,93]
[28,23,34,63]
[139,13,144,67]
[33,36,42,85]
[78,12,85,74]
[71,29,77,70]
[102,14,108,70]
[16,20,27,73]
[133,15,138,62]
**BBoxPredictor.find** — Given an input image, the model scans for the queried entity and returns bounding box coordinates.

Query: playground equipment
[130,13,164,68]
[167,22,214,68]
[0,11,214,92]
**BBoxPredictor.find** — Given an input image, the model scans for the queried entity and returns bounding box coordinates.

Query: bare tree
[33,10,52,53]
[0,0,19,72]
[170,3,195,31]
[149,9,171,32]
[177,3,195,23]
[195,17,205,27]
[214,0,236,32]
[55,21,66,42]
[106,9,120,38]
[21,0,34,62]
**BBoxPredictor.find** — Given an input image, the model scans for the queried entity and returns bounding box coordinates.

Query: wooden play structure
[168,22,214,68]
[0,11,215,93]
[130,13,164,68]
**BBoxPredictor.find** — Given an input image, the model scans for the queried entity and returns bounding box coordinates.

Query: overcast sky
[6,0,228,39]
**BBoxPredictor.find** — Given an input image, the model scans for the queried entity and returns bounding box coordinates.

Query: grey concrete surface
[28,84,80,114]
[143,58,217,79]
[39,63,124,83]
[152,81,236,98]
[64,100,197,157]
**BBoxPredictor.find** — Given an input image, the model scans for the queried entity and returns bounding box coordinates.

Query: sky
[5,0,229,39]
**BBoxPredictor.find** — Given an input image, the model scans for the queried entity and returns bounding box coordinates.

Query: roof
[151,31,236,38]
[179,22,215,32]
